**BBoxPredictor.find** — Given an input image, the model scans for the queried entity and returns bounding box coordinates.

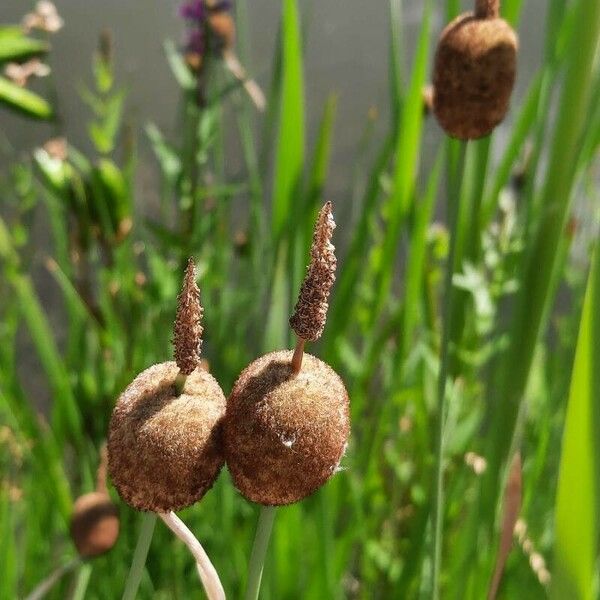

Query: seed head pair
[107,202,349,515]
[432,0,518,139]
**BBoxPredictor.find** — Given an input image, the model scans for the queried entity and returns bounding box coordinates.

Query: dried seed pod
[108,361,226,512]
[224,350,350,505]
[433,0,518,139]
[70,491,119,558]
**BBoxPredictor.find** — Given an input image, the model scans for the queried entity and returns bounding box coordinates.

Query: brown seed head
[107,362,226,512]
[174,258,204,375]
[70,491,119,558]
[433,10,518,139]
[289,202,337,342]
[208,11,236,51]
[224,350,350,505]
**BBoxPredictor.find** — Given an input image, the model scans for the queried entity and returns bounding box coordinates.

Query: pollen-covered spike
[174,257,204,375]
[289,202,337,342]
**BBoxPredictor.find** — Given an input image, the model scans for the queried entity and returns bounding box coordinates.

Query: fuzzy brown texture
[433,13,518,140]
[224,350,350,505]
[173,258,204,375]
[70,492,119,558]
[108,362,226,512]
[209,12,236,50]
[289,202,337,342]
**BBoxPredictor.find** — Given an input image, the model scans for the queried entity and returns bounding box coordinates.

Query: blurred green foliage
[1,0,600,599]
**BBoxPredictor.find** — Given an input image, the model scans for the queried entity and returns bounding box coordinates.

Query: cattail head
[289,202,337,342]
[107,260,226,513]
[108,362,226,512]
[224,350,350,505]
[174,257,204,375]
[70,446,120,559]
[432,0,518,139]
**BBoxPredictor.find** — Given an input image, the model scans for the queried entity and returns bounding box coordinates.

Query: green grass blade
[551,250,600,600]
[0,30,47,62]
[373,0,431,315]
[484,0,600,515]
[271,0,305,238]
[0,75,53,120]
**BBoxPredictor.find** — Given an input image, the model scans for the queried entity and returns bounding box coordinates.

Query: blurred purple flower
[179,0,232,23]
[179,1,205,21]
[185,28,205,55]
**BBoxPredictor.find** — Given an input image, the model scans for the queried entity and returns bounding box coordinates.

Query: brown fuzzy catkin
[289,202,336,342]
[70,492,120,558]
[223,351,350,505]
[432,0,518,139]
[173,257,203,376]
[108,362,226,512]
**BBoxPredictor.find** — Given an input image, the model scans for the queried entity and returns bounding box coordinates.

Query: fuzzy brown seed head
[224,350,350,505]
[107,362,226,512]
[208,11,236,51]
[433,11,518,139]
[173,258,204,375]
[289,202,337,342]
[70,492,119,558]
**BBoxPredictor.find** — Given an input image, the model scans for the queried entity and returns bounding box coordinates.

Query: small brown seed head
[224,350,350,505]
[208,11,236,51]
[289,202,337,342]
[70,492,119,558]
[433,11,518,139]
[173,258,203,375]
[108,362,226,512]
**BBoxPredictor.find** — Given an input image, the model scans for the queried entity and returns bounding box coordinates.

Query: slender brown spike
[475,0,500,19]
[487,452,523,600]
[289,202,337,343]
[173,257,204,376]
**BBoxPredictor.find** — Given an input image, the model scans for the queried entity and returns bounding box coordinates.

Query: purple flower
[179,1,205,21]
[212,1,232,11]
[185,28,205,54]
[179,0,232,22]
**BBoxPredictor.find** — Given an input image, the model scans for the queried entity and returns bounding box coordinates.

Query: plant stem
[174,372,187,396]
[25,558,81,600]
[291,337,305,375]
[244,506,277,600]
[158,512,225,600]
[122,512,157,600]
[431,141,467,599]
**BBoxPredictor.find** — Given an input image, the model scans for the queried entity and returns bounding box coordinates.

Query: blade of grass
[551,249,600,600]
[431,141,468,600]
[271,0,305,239]
[483,0,600,520]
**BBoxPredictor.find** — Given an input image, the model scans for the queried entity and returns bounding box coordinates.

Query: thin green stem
[431,141,467,599]
[244,506,277,600]
[174,372,187,396]
[24,558,81,600]
[122,513,157,600]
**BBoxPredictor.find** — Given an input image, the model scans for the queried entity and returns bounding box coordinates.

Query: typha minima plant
[224,202,350,599]
[107,258,226,600]
[432,0,518,139]
[25,447,119,600]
